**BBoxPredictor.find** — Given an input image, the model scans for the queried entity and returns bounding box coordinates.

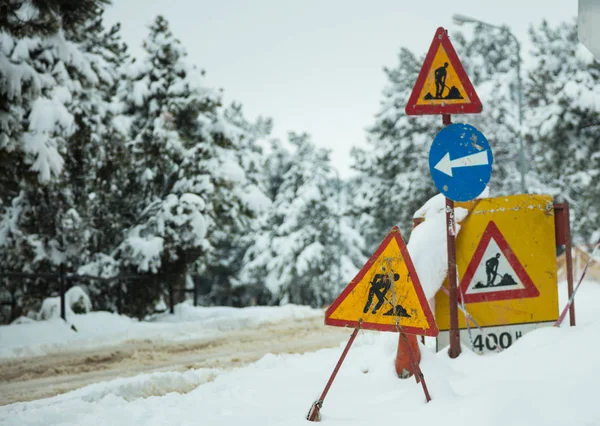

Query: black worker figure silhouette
[423,62,464,101]
[362,271,411,318]
[486,253,501,286]
[363,272,395,314]
[435,62,448,98]
[474,253,518,289]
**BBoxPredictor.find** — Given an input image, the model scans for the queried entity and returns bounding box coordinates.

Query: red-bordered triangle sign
[459,221,539,303]
[405,27,482,115]
[325,226,438,336]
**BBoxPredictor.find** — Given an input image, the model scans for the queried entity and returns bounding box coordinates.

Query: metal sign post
[431,120,492,358]
[405,27,487,359]
[441,115,460,358]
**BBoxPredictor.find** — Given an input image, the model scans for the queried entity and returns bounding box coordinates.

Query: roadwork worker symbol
[363,273,398,314]
[423,62,464,100]
[362,272,412,318]
[435,63,448,98]
[474,253,518,289]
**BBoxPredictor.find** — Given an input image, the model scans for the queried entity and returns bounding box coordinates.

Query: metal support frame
[554,203,576,326]
[307,326,360,422]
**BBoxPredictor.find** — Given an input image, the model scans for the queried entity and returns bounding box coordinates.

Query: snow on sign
[325,227,438,336]
[435,194,559,354]
[460,221,539,303]
[405,27,482,115]
[428,123,493,202]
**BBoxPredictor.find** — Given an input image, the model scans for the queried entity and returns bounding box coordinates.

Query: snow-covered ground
[0,304,321,359]
[1,280,599,425]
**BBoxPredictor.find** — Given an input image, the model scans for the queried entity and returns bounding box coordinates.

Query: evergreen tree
[526,20,600,243]
[351,48,438,252]
[241,134,358,307]
[113,16,267,314]
[0,2,119,318]
[173,101,270,306]
[0,0,109,38]
[206,103,273,305]
[64,12,133,311]
[111,15,213,316]
[452,26,524,195]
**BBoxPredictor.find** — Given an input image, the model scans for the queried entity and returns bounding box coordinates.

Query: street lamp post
[331,167,343,287]
[452,14,527,194]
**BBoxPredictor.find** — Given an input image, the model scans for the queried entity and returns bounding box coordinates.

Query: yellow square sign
[435,195,559,334]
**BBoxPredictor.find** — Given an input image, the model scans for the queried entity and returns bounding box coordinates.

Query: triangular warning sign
[459,221,540,303]
[325,227,438,336]
[405,27,482,115]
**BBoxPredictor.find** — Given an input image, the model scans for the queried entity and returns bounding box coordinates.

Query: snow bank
[2,282,600,426]
[408,193,470,301]
[2,281,599,426]
[0,304,322,359]
[157,302,320,324]
[37,286,92,320]
[3,368,220,410]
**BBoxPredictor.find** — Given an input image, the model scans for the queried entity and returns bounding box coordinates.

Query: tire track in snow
[0,316,349,405]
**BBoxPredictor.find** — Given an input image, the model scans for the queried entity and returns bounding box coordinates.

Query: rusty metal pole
[307,326,360,422]
[563,203,576,326]
[446,196,461,358]
[442,114,461,358]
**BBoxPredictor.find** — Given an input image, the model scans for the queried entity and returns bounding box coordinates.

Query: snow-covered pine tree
[452,26,524,195]
[113,15,215,316]
[204,103,273,306]
[114,16,268,314]
[351,48,438,253]
[172,100,271,306]
[64,11,134,311]
[240,134,353,307]
[526,20,600,243]
[0,0,109,38]
[0,1,118,319]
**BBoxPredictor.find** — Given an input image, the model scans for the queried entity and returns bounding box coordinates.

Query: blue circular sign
[428,123,493,202]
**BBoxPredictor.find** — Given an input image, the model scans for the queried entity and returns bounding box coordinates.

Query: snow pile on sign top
[408,192,475,301]
[3,281,600,426]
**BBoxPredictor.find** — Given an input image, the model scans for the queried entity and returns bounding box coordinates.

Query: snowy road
[0,316,349,405]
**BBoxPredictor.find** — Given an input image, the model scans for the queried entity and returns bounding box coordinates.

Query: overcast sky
[104,1,578,177]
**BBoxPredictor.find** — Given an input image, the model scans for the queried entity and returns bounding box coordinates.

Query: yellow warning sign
[435,194,559,331]
[405,27,482,115]
[325,227,438,336]
[415,45,470,106]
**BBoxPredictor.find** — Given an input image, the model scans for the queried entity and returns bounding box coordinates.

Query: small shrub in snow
[37,286,91,320]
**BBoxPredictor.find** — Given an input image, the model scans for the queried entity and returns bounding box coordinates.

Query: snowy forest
[0,1,598,322]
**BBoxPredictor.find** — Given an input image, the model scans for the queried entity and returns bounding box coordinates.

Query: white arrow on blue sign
[428,123,493,202]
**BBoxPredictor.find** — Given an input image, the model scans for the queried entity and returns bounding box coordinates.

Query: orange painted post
[395,332,421,379]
